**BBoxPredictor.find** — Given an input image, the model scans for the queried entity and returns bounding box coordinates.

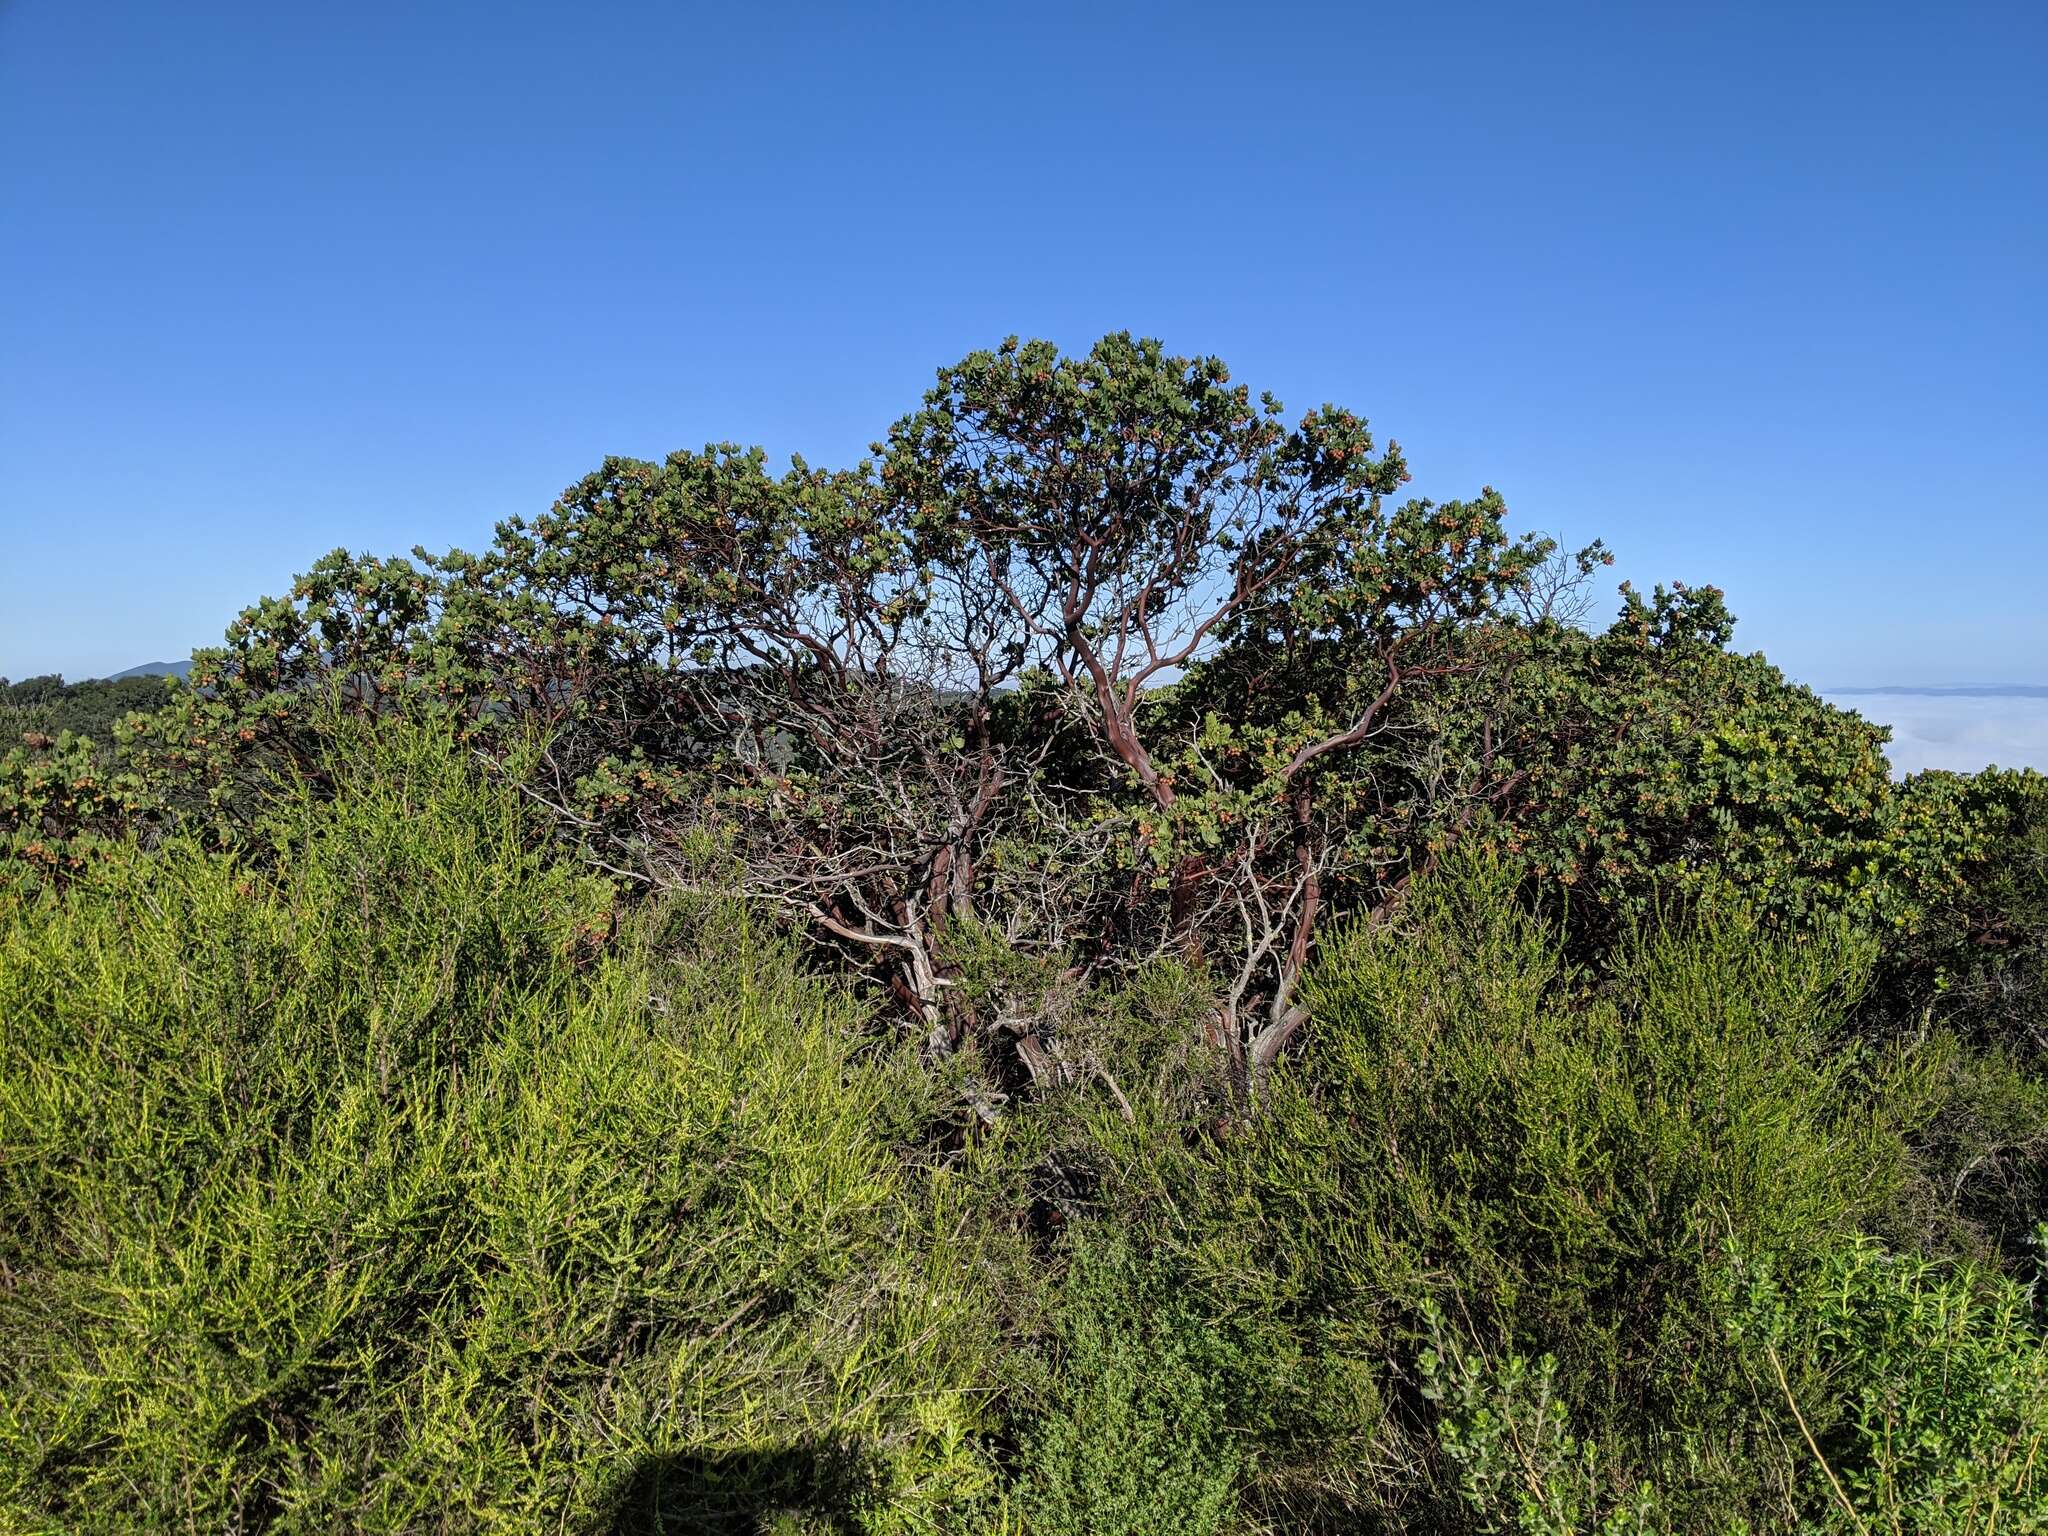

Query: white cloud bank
[1821,692,2048,778]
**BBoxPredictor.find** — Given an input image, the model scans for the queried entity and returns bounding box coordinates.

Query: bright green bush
[1419,1307,1666,1536]
[1416,1234,2048,1536]
[1014,1235,1241,1536]
[1723,1237,2048,1533]
[0,723,1004,1533]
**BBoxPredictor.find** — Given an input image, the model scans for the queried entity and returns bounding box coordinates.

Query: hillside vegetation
[3,335,2045,1533]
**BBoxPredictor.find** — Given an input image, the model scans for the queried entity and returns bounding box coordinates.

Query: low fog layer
[1823,692,2048,777]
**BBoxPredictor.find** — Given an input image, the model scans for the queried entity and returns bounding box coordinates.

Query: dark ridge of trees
[0,672,178,746]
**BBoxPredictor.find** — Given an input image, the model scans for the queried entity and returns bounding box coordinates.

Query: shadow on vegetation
[604,1442,874,1535]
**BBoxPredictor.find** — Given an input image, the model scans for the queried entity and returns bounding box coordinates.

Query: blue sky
[3,0,2043,691]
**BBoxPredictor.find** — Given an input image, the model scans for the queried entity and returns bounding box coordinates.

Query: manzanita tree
[474,444,1055,1049]
[882,334,1558,1074]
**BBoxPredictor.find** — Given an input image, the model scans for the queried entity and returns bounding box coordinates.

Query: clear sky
[2,0,2042,687]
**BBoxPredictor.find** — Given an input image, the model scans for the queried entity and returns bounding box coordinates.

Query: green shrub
[1490,583,1953,945]
[0,722,1004,1533]
[1314,878,1878,1438]
[1416,1234,2048,1536]
[1016,1234,1241,1536]
[1723,1237,2048,1533]
[1142,855,1984,1528]
[1419,1305,1666,1536]
[0,673,175,748]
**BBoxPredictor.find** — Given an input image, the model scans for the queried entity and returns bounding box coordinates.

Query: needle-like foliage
[0,723,1007,1533]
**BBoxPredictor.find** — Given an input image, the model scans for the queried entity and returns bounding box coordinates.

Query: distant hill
[108,660,193,681]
